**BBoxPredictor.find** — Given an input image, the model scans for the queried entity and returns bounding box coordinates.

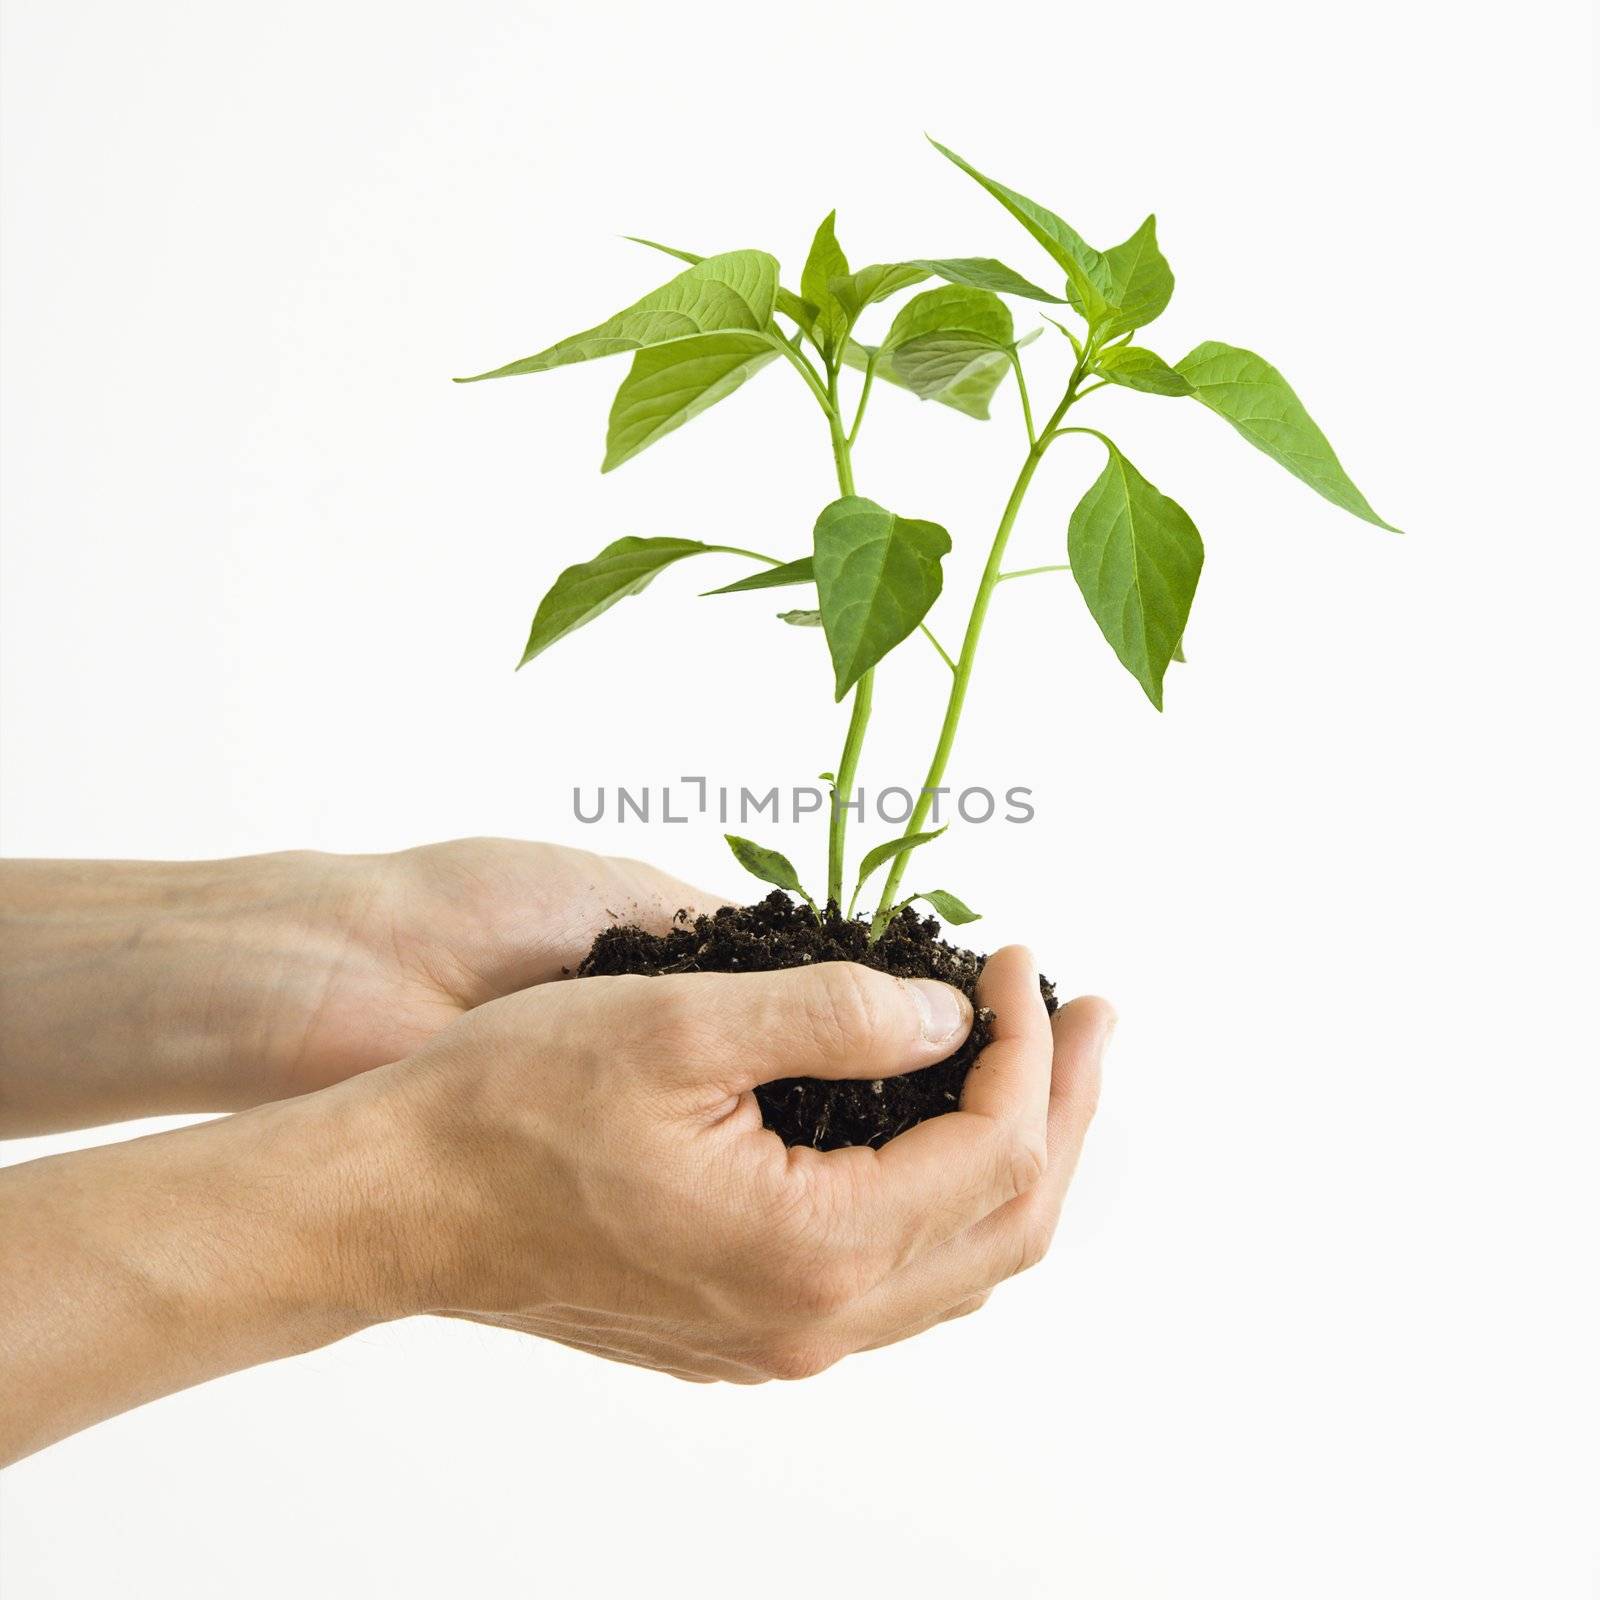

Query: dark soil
[578,891,1057,1150]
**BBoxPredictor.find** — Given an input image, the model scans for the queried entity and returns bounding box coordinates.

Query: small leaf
[521,537,739,666]
[1172,634,1187,663]
[1068,440,1204,709]
[914,889,981,925]
[911,257,1067,302]
[928,139,1113,317]
[880,286,1016,406]
[853,828,947,896]
[1097,345,1193,396]
[1174,341,1399,531]
[845,338,1012,421]
[703,556,814,595]
[813,497,951,700]
[626,235,814,331]
[725,834,816,909]
[458,251,779,380]
[1097,215,1174,337]
[830,262,932,321]
[800,211,852,355]
[778,608,822,626]
[603,331,781,470]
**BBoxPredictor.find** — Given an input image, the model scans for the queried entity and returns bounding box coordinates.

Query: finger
[794,949,1054,1276]
[658,960,973,1091]
[958,945,1053,1133]
[817,995,1113,1347]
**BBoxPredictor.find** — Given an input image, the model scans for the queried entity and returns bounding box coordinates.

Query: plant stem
[875,360,1091,914]
[847,350,878,447]
[996,562,1071,583]
[824,362,872,908]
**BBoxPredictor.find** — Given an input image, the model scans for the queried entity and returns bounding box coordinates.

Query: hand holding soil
[0,843,1111,1460]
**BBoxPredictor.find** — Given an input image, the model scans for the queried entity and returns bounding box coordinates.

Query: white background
[2,1,1596,1595]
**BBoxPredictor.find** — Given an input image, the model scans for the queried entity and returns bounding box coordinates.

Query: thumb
[656,961,973,1091]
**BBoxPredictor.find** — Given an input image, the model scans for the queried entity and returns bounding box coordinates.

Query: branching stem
[875,346,1099,912]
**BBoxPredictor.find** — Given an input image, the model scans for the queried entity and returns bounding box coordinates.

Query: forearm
[0,1077,402,1464]
[0,854,374,1132]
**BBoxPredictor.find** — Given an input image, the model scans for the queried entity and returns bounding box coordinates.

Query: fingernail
[908,979,971,1047]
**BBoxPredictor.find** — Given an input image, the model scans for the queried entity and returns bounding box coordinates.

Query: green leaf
[1098,215,1174,337]
[1174,341,1399,531]
[853,827,947,897]
[626,235,814,331]
[1097,345,1193,396]
[829,262,932,321]
[813,496,951,701]
[724,834,816,910]
[914,889,981,925]
[777,608,822,626]
[881,284,1014,355]
[603,331,781,470]
[928,139,1112,316]
[1172,635,1187,663]
[844,338,1012,421]
[1068,439,1204,709]
[703,556,814,595]
[911,257,1067,302]
[880,285,1016,406]
[458,251,778,381]
[800,211,852,355]
[521,537,748,666]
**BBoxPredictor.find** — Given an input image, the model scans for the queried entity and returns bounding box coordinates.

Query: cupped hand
[268,838,723,1099]
[341,947,1111,1382]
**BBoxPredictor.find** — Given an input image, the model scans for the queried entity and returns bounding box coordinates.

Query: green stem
[825,363,872,908]
[1009,347,1037,448]
[847,350,878,447]
[996,562,1071,583]
[875,362,1092,913]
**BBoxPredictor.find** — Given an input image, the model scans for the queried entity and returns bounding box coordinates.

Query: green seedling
[458,138,1397,930]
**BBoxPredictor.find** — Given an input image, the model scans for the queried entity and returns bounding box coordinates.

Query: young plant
[458,139,1396,931]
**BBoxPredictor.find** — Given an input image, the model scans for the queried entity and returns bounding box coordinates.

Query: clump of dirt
[578,891,1056,1150]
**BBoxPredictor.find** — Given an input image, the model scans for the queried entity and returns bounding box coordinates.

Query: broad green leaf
[603,331,781,470]
[801,212,852,355]
[1098,215,1174,337]
[521,537,748,666]
[880,286,1016,404]
[915,889,981,924]
[1068,440,1204,709]
[928,139,1111,316]
[458,251,778,381]
[725,834,816,909]
[626,235,814,330]
[778,608,822,626]
[1174,341,1399,531]
[853,827,947,897]
[703,556,813,595]
[881,285,1014,354]
[911,257,1067,302]
[830,262,932,321]
[844,339,1012,421]
[813,496,951,700]
[1097,345,1193,396]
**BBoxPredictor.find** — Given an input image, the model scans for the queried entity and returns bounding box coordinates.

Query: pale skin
[0,840,1112,1464]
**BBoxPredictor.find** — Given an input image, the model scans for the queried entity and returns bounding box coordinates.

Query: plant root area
[578,891,1057,1150]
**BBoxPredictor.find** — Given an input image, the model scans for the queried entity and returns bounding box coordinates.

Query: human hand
[0,840,720,1131]
[345,946,1109,1381]
[264,837,725,1099]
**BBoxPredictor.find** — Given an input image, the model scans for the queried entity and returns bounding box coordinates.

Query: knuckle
[944,1291,991,1323]
[1005,1129,1049,1199]
[757,1338,842,1382]
[803,962,893,1057]
[1009,1213,1055,1279]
